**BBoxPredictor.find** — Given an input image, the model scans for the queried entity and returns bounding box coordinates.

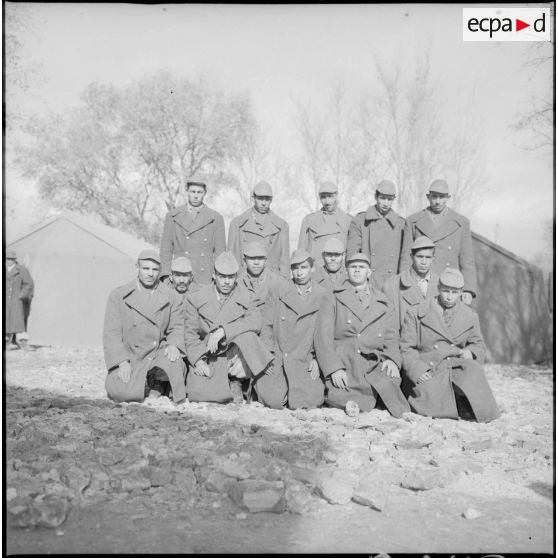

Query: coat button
[347,319,351,323]
[388,269,392,273]
[429,361,434,366]
[153,341,156,345]
[201,268,204,272]
[204,238,207,241]
[448,246,452,250]
[371,252,375,256]
[185,251,189,255]
[434,344,438,349]
[285,353,288,357]
[378,333,382,337]
[357,333,361,337]
[201,253,205,257]
[186,236,190,240]
[281,316,285,321]
[372,268,376,272]
[357,349,361,353]
[446,263,450,266]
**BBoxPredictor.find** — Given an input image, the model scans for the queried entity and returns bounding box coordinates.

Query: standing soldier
[228,181,290,277]
[5,250,34,350]
[298,181,352,261]
[400,179,477,304]
[314,238,348,292]
[160,177,226,285]
[346,180,405,290]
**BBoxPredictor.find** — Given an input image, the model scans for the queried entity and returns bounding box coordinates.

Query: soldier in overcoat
[228,181,290,277]
[183,252,273,403]
[346,180,405,290]
[255,249,332,410]
[169,257,199,303]
[103,250,187,404]
[400,268,500,422]
[313,237,348,292]
[160,178,226,285]
[400,179,477,303]
[315,252,410,417]
[298,181,352,261]
[382,236,439,332]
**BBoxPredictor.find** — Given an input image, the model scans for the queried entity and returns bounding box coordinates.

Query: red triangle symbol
[516,19,530,31]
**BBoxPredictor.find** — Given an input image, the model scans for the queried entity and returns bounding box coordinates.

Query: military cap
[411,236,436,252]
[186,177,207,189]
[346,252,371,266]
[439,268,464,289]
[137,249,161,264]
[171,257,192,273]
[428,179,449,195]
[376,180,396,196]
[214,251,239,275]
[253,181,273,197]
[290,249,313,266]
[6,249,16,260]
[243,241,267,258]
[318,181,338,195]
[322,238,345,254]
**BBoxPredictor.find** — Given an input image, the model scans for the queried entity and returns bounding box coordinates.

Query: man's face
[319,193,337,212]
[323,252,344,273]
[186,185,206,207]
[244,256,266,277]
[137,259,160,288]
[438,285,462,309]
[171,271,192,293]
[291,260,313,285]
[375,193,395,216]
[411,248,434,276]
[347,261,371,286]
[427,192,448,214]
[253,195,272,214]
[214,272,237,295]
[5,258,16,267]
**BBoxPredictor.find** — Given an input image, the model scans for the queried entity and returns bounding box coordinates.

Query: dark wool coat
[183,283,272,403]
[160,204,226,284]
[400,208,478,296]
[298,209,353,261]
[228,209,290,278]
[5,264,34,334]
[346,206,406,290]
[400,298,500,422]
[103,280,187,403]
[314,282,410,417]
[237,268,290,307]
[255,281,332,410]
[313,264,348,293]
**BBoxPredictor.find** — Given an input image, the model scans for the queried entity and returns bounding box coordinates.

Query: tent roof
[472,231,534,268]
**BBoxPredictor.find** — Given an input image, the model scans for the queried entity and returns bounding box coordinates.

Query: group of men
[102,176,500,423]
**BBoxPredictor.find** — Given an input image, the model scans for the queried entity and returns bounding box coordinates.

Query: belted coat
[183,283,272,402]
[314,282,410,417]
[103,280,187,403]
[298,209,352,261]
[346,206,405,290]
[400,298,500,422]
[5,264,34,334]
[160,204,226,284]
[400,208,478,296]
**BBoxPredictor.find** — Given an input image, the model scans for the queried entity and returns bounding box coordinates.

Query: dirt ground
[5,346,554,554]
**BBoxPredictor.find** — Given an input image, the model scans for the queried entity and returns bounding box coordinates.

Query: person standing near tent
[160,178,226,285]
[5,250,34,350]
[103,249,187,404]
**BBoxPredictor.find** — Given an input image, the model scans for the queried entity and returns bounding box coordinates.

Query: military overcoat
[400,208,478,296]
[346,206,405,290]
[238,268,290,307]
[298,209,352,261]
[400,298,500,422]
[5,264,34,334]
[228,209,290,277]
[103,280,187,403]
[160,204,226,284]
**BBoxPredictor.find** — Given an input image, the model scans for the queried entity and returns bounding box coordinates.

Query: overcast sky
[5,3,554,262]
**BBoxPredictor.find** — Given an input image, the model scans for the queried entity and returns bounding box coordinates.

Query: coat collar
[236,208,284,237]
[197,283,252,324]
[365,205,397,228]
[418,297,474,341]
[335,283,389,327]
[121,280,170,325]
[279,282,321,318]
[172,204,215,235]
[399,269,439,304]
[413,208,462,242]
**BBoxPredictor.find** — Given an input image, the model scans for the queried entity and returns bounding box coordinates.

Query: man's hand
[117,361,132,383]
[459,348,474,360]
[308,359,320,380]
[206,327,225,353]
[416,371,432,384]
[194,359,211,377]
[164,344,180,362]
[461,292,473,305]
[264,361,275,376]
[381,359,400,378]
[331,369,348,390]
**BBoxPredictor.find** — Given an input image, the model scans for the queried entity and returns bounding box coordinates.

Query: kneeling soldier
[400,268,500,422]
[184,252,272,403]
[169,256,198,302]
[315,252,410,417]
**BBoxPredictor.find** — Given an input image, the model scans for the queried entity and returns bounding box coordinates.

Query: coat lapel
[197,286,221,327]
[123,281,168,326]
[174,205,214,235]
[335,288,364,322]
[447,304,475,339]
[419,298,454,342]
[216,287,251,324]
[413,211,436,240]
[360,295,388,330]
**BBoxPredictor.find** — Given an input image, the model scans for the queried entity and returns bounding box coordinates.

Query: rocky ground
[5,346,554,554]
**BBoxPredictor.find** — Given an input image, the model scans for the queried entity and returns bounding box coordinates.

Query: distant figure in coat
[313,237,348,292]
[169,257,198,303]
[160,177,226,285]
[103,250,187,404]
[400,179,477,304]
[5,250,34,350]
[183,252,273,404]
[228,181,290,278]
[255,249,332,410]
[382,236,439,332]
[298,181,352,262]
[400,268,500,422]
[346,180,405,290]
[315,252,410,417]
